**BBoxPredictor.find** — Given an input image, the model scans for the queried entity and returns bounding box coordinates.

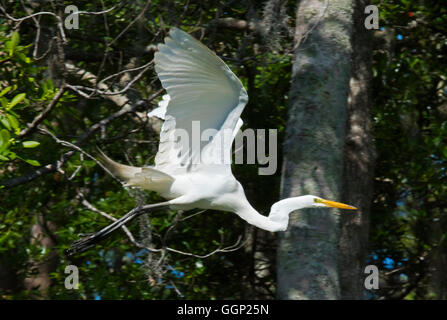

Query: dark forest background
[0,0,446,299]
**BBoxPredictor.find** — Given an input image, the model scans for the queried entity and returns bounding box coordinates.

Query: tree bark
[339,0,375,300]
[431,214,447,299]
[277,0,355,299]
[23,214,59,298]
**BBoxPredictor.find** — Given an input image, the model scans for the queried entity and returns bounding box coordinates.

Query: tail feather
[96,148,141,182]
[96,148,174,193]
[126,167,174,192]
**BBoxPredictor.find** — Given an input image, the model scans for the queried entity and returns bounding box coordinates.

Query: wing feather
[153,28,248,174]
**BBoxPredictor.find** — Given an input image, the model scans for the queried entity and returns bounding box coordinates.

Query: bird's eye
[314,198,323,203]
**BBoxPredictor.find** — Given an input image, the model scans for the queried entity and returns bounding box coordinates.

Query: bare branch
[209,17,258,32]
[68,3,124,16]
[37,127,121,183]
[0,89,162,189]
[77,191,139,246]
[18,0,42,59]
[107,0,151,48]
[66,60,153,98]
[179,210,207,222]
[74,196,246,259]
[165,235,246,258]
[18,85,66,138]
[0,5,67,43]
[98,60,156,86]
[169,280,184,298]
[2,152,72,188]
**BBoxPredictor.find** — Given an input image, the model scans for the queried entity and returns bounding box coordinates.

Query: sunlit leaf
[22,141,40,148]
[0,129,10,152]
[24,159,40,166]
[0,86,12,97]
[8,93,26,109]
[6,114,19,130]
[0,116,11,130]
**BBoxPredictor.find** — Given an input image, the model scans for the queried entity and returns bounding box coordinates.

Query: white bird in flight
[67,28,356,255]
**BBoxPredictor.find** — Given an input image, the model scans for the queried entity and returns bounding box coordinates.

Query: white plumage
[147,94,170,119]
[67,28,356,255]
[153,28,247,175]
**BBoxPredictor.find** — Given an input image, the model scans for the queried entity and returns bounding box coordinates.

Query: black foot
[65,233,103,256]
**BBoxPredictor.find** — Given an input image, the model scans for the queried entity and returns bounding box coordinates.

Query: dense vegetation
[0,0,445,299]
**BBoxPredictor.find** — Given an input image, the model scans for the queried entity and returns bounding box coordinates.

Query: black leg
[65,202,170,256]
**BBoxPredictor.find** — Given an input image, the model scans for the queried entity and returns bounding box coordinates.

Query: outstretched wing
[154,28,248,175]
[148,94,170,120]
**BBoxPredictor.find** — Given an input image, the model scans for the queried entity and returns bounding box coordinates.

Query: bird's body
[67,27,356,255]
[99,152,271,229]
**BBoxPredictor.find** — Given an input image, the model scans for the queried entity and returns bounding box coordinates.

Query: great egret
[67,28,356,256]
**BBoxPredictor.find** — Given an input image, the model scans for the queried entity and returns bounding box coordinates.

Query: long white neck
[235,196,315,232]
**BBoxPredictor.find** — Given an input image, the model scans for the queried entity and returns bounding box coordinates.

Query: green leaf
[6,31,20,56]
[0,86,12,98]
[10,31,19,49]
[6,114,19,131]
[22,141,40,148]
[24,159,40,166]
[16,52,31,64]
[0,117,11,130]
[0,97,7,108]
[0,129,10,152]
[8,93,26,109]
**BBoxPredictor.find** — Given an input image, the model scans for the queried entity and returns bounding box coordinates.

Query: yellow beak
[317,198,357,210]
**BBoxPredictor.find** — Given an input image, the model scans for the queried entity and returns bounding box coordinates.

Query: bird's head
[308,195,357,210]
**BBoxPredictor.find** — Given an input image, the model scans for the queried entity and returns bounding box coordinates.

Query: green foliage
[3,0,444,301]
[371,0,447,299]
[0,0,289,300]
[0,29,71,167]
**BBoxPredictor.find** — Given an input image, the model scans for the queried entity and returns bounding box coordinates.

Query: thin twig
[164,235,246,258]
[77,191,139,246]
[0,90,161,189]
[76,196,245,259]
[18,85,66,138]
[67,61,153,97]
[37,126,122,183]
[0,5,67,43]
[107,0,151,48]
[98,60,155,86]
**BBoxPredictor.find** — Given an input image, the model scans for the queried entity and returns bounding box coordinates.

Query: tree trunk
[339,0,375,300]
[23,214,59,298]
[277,0,355,299]
[431,214,447,299]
